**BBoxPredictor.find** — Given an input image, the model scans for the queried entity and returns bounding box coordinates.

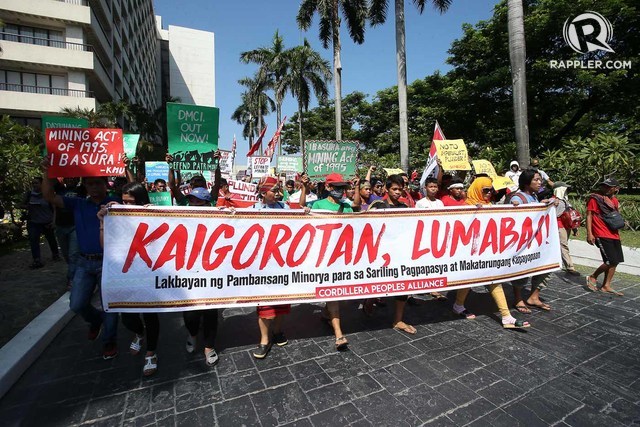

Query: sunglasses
[482,188,494,194]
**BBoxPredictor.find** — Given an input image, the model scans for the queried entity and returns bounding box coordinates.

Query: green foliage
[540,133,640,195]
[0,116,41,223]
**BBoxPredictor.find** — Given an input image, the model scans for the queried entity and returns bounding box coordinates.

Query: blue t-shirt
[64,196,119,254]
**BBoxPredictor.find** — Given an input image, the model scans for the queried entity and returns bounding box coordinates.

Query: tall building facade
[0,0,214,129]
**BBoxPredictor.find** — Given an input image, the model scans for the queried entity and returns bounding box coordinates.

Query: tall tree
[369,0,452,172]
[507,0,530,167]
[231,92,257,149]
[240,31,289,153]
[277,39,332,156]
[236,73,275,152]
[297,0,368,141]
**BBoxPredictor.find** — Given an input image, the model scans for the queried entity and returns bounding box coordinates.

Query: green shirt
[311,198,353,213]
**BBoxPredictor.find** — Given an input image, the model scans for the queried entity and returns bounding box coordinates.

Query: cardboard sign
[149,192,172,206]
[123,134,140,160]
[46,128,124,178]
[277,156,303,172]
[145,162,170,183]
[219,150,233,178]
[251,156,270,178]
[434,139,471,171]
[41,116,89,155]
[492,176,515,191]
[166,103,219,171]
[228,179,258,201]
[472,160,498,178]
[304,140,358,179]
[102,204,561,312]
[384,168,405,176]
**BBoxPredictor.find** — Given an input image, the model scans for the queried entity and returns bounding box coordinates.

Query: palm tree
[231,92,257,148]
[233,74,275,151]
[297,0,368,141]
[240,31,289,153]
[277,39,332,156]
[507,0,530,167]
[369,0,452,172]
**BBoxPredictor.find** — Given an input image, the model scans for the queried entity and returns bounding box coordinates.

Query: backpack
[560,206,582,230]
[503,192,528,205]
[587,194,625,231]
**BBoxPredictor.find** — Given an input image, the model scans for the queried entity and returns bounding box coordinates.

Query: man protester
[41,156,120,359]
[440,178,466,206]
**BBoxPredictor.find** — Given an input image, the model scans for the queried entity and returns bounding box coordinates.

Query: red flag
[265,116,287,159]
[246,126,267,157]
[420,121,446,186]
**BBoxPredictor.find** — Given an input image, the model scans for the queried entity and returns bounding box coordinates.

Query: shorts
[257,304,291,319]
[596,237,624,266]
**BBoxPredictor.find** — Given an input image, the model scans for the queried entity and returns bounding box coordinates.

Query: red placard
[46,128,125,178]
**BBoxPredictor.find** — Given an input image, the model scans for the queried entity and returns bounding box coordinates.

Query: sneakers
[205,349,219,367]
[253,343,272,359]
[273,332,288,347]
[185,336,195,354]
[88,323,102,341]
[129,334,144,355]
[102,342,118,360]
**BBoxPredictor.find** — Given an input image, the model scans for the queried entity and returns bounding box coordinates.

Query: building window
[0,70,72,96]
[1,23,65,48]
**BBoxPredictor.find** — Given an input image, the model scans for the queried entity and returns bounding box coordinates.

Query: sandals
[526,301,551,311]
[599,288,624,296]
[392,322,417,335]
[585,276,598,292]
[143,355,158,376]
[129,334,144,355]
[515,304,532,314]
[502,317,530,329]
[431,292,448,302]
[335,336,349,351]
[455,309,476,320]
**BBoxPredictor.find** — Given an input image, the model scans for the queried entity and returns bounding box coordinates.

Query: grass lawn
[571,228,640,249]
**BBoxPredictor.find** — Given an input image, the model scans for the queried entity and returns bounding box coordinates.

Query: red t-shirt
[441,195,467,207]
[587,196,620,240]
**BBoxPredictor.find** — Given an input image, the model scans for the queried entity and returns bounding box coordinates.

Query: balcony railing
[54,0,89,5]
[0,32,93,52]
[0,83,94,98]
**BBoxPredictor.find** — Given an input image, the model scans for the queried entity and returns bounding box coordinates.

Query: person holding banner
[451,176,531,329]
[510,170,555,312]
[311,173,353,350]
[364,175,417,334]
[440,178,467,206]
[251,176,291,358]
[97,183,160,376]
[40,159,121,359]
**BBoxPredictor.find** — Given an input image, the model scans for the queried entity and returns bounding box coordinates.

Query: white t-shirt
[415,197,444,209]
[287,191,318,204]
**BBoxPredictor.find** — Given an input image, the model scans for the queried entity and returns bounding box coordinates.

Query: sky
[153,0,501,153]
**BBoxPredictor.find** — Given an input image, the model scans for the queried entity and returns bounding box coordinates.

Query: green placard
[123,134,140,160]
[304,140,358,180]
[277,156,303,172]
[41,116,89,155]
[149,192,172,206]
[166,102,219,171]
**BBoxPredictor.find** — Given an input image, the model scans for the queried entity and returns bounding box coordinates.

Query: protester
[97,182,160,375]
[440,178,466,206]
[182,187,220,366]
[23,177,60,269]
[510,170,554,312]
[357,180,374,211]
[251,176,291,359]
[53,178,83,287]
[452,176,530,329]
[505,160,521,191]
[311,173,352,350]
[529,158,554,197]
[41,159,120,359]
[416,178,444,209]
[553,182,580,275]
[585,177,625,296]
[365,175,417,334]
[398,173,416,207]
[154,179,167,192]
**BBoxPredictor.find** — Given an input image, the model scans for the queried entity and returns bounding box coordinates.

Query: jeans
[27,221,59,261]
[69,257,118,343]
[55,225,79,281]
[122,313,160,352]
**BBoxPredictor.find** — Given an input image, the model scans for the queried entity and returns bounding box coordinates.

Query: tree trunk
[257,107,263,155]
[298,102,304,159]
[333,0,342,141]
[276,102,282,156]
[507,0,530,167]
[395,0,409,173]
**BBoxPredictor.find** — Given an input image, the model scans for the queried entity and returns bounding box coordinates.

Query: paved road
[0,267,639,426]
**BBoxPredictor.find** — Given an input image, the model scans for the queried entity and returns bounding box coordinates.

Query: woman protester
[98,182,160,375]
[452,176,530,329]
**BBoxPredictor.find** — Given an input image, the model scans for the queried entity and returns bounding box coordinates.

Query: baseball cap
[600,177,620,187]
[325,173,349,187]
[188,187,211,201]
[552,181,571,189]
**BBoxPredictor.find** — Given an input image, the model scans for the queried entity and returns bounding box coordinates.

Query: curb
[0,292,74,399]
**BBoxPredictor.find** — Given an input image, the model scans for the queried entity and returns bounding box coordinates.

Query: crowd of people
[21,153,625,377]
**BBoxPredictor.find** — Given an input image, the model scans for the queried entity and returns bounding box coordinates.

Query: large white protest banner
[102,204,561,312]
